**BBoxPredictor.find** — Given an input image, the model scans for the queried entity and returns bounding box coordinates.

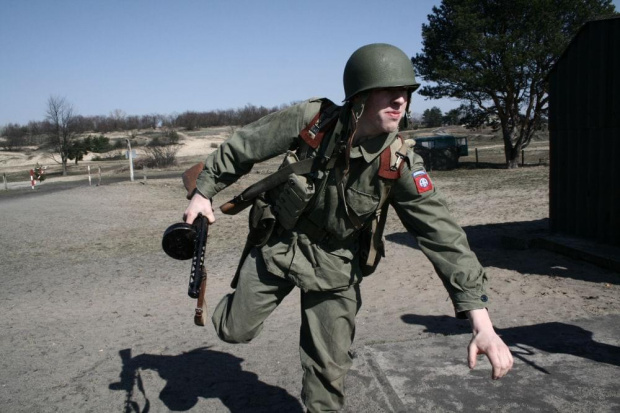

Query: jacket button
[481,295,488,302]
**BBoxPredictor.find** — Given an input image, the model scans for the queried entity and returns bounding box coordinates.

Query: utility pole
[126,138,134,182]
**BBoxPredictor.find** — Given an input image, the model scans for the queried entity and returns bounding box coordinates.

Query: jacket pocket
[345,187,379,219]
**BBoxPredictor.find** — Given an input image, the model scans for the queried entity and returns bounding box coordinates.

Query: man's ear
[350,91,367,104]
[350,91,369,121]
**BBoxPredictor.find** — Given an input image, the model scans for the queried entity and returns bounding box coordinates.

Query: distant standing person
[183,43,513,412]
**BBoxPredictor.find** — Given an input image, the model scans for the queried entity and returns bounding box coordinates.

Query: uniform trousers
[211,248,361,412]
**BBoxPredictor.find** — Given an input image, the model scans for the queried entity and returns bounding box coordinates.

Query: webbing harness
[360,136,409,271]
[231,101,411,283]
[223,101,342,210]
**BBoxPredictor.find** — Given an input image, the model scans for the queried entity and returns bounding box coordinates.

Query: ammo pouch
[247,196,276,247]
[269,151,315,230]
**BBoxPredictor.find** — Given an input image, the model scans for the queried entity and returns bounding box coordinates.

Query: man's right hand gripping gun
[161,163,210,327]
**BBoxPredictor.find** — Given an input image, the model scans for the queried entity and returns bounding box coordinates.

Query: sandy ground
[1,142,619,412]
[0,130,227,168]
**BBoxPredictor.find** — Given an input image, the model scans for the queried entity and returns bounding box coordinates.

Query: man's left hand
[467,309,513,379]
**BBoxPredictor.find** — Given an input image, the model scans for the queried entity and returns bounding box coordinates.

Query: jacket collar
[349,131,399,163]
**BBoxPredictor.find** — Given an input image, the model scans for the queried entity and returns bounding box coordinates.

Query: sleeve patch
[412,170,433,193]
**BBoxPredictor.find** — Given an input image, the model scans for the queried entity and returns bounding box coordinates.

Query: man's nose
[391,89,408,104]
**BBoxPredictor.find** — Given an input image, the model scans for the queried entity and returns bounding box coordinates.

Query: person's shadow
[400,314,620,374]
[109,347,303,413]
[386,218,620,285]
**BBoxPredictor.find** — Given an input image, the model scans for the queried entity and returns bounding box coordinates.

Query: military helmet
[343,43,420,101]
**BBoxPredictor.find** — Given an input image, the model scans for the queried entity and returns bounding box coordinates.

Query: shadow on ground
[386,219,548,253]
[109,347,303,413]
[457,161,546,170]
[401,314,620,373]
[386,218,620,285]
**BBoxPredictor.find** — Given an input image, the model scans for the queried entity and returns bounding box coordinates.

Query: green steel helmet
[343,43,420,101]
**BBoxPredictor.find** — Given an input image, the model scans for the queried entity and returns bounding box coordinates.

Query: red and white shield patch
[413,170,433,193]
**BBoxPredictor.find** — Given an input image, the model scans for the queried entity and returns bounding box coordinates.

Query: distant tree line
[2,99,478,152]
[175,104,284,131]
[1,103,285,151]
[415,106,468,128]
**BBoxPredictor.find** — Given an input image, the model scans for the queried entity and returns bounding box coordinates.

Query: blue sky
[1,0,618,126]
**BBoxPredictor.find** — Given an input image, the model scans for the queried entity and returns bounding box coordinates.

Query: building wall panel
[548,17,620,246]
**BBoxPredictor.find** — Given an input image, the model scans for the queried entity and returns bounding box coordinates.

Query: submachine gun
[161,163,210,326]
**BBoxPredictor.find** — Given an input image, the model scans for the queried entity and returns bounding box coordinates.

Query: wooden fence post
[475,148,479,167]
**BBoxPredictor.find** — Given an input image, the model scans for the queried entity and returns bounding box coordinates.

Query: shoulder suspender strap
[219,103,343,215]
[365,136,404,267]
[236,107,343,204]
[378,135,408,179]
[365,183,392,268]
[299,101,340,149]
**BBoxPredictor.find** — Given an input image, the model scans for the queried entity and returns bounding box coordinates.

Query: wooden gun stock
[181,162,254,215]
[194,271,207,326]
[182,162,205,200]
[219,197,254,215]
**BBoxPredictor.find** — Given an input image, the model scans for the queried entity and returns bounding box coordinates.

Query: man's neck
[352,132,385,147]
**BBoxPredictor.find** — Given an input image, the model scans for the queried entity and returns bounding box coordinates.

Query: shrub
[140,145,179,168]
[90,135,113,152]
[92,150,125,161]
[148,136,162,147]
[148,130,180,147]
[165,129,180,144]
[2,123,28,150]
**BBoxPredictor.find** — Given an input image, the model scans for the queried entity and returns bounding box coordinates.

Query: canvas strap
[364,137,409,267]
[365,184,392,267]
[228,104,342,206]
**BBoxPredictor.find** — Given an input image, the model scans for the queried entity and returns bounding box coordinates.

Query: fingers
[491,339,514,379]
[487,343,513,379]
[468,333,514,379]
[496,346,514,379]
[487,348,504,379]
[183,194,215,224]
[204,207,216,224]
[183,208,197,225]
[468,342,479,370]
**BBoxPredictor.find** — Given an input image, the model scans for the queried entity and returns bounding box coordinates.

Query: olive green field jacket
[196,98,489,317]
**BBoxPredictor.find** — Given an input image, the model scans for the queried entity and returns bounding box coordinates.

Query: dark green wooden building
[547,16,620,246]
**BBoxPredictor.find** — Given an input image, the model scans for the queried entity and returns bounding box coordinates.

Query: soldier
[183,43,513,412]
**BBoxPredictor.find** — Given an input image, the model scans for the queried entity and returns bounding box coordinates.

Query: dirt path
[0,161,618,412]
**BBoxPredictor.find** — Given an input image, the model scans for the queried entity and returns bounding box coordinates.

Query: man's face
[355,87,409,138]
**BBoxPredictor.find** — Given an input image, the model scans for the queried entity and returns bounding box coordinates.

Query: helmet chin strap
[343,92,368,174]
[400,90,413,130]
[350,94,367,123]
